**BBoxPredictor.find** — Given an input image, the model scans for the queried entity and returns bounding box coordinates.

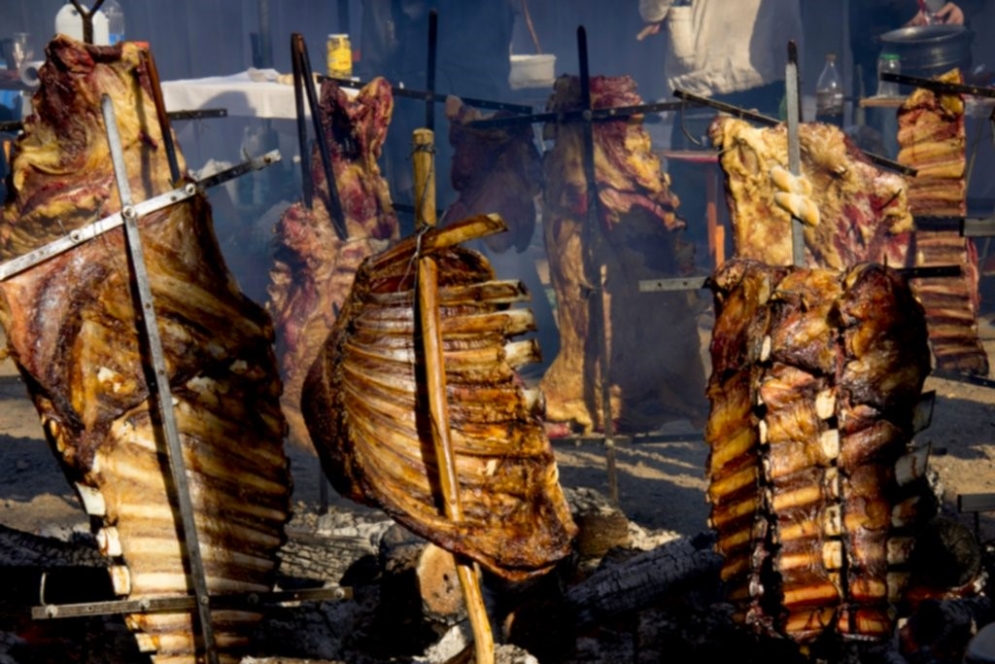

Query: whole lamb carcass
[0,36,291,663]
[267,77,399,450]
[540,74,705,435]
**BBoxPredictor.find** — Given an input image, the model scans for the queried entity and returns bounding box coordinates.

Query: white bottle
[104,0,125,45]
[54,3,110,45]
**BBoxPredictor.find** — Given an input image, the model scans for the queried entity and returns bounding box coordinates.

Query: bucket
[509,54,555,90]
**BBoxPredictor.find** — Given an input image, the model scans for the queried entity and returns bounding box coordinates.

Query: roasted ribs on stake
[707,259,932,643]
[267,77,399,449]
[0,37,291,663]
[896,69,987,375]
[302,215,577,581]
[539,74,705,433]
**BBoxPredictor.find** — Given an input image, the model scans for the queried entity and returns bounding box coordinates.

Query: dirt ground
[3,307,995,545]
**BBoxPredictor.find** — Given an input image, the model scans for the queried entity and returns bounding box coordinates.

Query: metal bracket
[915,215,995,237]
[0,150,281,283]
[880,72,995,99]
[0,109,228,136]
[638,265,962,293]
[33,585,352,621]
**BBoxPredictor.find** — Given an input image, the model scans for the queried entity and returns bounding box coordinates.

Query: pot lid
[880,24,969,43]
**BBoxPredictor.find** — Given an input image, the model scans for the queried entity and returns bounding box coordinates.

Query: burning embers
[706,259,934,643]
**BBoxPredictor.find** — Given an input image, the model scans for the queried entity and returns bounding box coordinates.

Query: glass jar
[877,53,901,97]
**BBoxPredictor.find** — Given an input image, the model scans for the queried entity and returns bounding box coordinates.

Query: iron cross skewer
[291,33,348,241]
[101,94,219,664]
[880,72,995,99]
[575,26,619,507]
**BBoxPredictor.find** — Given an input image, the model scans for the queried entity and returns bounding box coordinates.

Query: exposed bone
[823,541,844,570]
[895,445,930,486]
[109,564,131,596]
[75,483,107,517]
[823,504,843,537]
[815,389,836,419]
[96,527,123,557]
[820,429,841,460]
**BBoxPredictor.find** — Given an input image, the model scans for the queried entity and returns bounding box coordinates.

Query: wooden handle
[412,128,437,230]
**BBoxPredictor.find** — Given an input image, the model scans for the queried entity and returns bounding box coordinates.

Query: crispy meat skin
[301,217,577,581]
[443,96,541,253]
[896,70,987,375]
[539,74,704,433]
[706,259,931,643]
[0,37,290,664]
[266,78,399,449]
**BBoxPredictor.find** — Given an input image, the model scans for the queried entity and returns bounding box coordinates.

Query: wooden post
[412,128,496,664]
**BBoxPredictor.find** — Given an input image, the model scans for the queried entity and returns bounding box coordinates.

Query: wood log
[564,534,722,627]
[378,523,468,627]
[900,597,994,664]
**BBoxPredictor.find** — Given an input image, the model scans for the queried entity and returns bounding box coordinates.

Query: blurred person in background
[636,0,803,267]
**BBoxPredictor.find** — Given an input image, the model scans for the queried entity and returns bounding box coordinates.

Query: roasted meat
[539,74,704,434]
[709,117,913,270]
[0,37,291,664]
[706,258,933,643]
[302,214,577,581]
[266,77,400,449]
[443,96,541,254]
[896,69,987,375]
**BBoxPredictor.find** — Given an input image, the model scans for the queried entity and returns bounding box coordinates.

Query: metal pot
[878,24,974,79]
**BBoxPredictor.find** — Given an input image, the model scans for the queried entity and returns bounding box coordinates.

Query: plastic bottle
[877,53,901,97]
[815,53,844,126]
[104,0,125,45]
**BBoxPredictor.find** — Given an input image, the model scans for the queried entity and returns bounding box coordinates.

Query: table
[161,68,311,119]
[658,149,727,268]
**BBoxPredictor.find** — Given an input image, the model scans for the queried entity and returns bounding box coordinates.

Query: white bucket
[509,54,556,90]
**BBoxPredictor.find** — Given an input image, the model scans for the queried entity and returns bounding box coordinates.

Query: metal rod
[291,34,313,211]
[0,150,281,283]
[465,101,685,130]
[786,41,806,267]
[101,95,218,664]
[425,9,439,131]
[1,109,227,135]
[293,33,348,240]
[672,88,917,176]
[33,585,352,621]
[69,0,105,45]
[575,26,619,507]
[638,265,961,293]
[880,72,995,99]
[321,75,533,114]
[140,50,182,186]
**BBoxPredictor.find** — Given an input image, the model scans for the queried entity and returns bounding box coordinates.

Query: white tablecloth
[161,69,316,119]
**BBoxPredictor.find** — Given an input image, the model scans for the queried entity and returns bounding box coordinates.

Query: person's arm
[636,0,673,40]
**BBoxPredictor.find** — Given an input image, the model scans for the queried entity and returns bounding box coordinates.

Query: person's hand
[934,3,965,24]
[907,2,965,26]
[636,21,662,41]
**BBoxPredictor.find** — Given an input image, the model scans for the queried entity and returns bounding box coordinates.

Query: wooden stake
[412,128,495,664]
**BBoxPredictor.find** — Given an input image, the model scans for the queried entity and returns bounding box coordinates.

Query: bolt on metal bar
[33,585,353,621]
[100,94,219,664]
